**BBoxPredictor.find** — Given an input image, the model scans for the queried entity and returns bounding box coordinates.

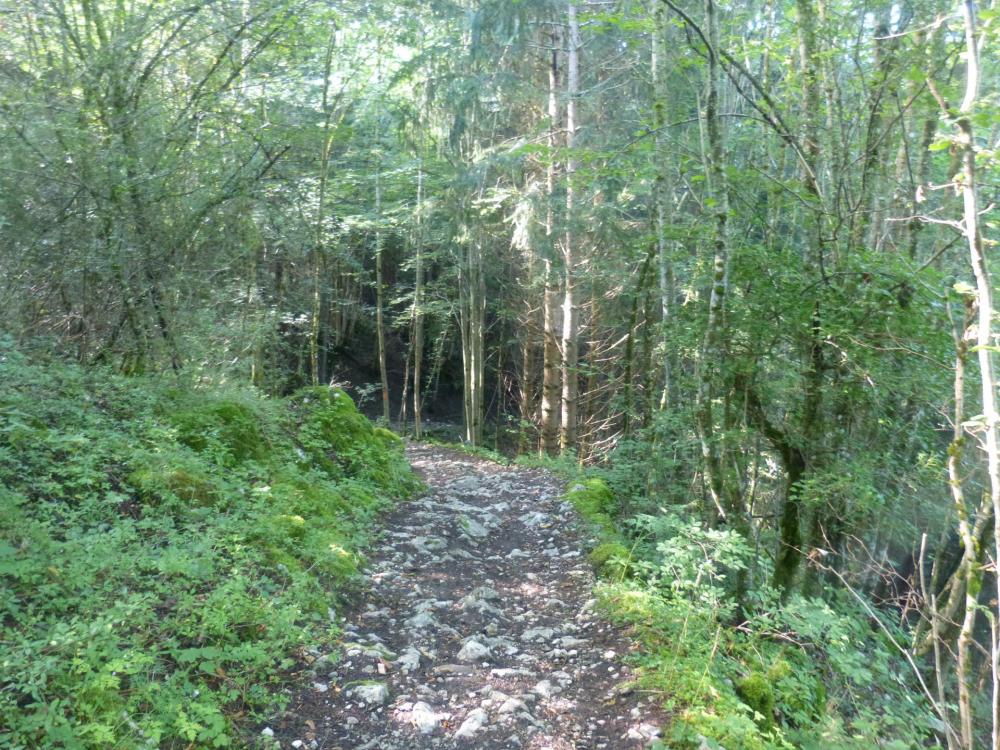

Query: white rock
[459,516,489,539]
[457,639,492,662]
[498,697,526,714]
[411,701,445,734]
[532,680,554,698]
[462,586,501,603]
[396,646,421,673]
[260,727,274,737]
[550,670,573,685]
[454,708,488,738]
[491,667,535,678]
[291,741,303,749]
[350,682,389,706]
[407,611,437,630]
[627,722,662,742]
[521,627,555,642]
[519,511,549,528]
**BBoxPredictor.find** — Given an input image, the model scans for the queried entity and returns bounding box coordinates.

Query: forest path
[269,443,663,749]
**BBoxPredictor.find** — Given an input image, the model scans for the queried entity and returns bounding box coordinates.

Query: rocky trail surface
[267,443,664,749]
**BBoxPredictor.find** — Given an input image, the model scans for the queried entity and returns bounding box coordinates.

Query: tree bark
[413,158,425,439]
[540,35,562,456]
[374,38,390,423]
[694,0,737,524]
[559,0,581,454]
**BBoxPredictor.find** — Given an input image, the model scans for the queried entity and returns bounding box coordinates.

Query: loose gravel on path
[266,443,664,749]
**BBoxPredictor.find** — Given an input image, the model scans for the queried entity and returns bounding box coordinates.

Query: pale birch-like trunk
[518,225,537,454]
[413,159,425,439]
[694,0,733,522]
[459,227,485,445]
[926,4,997,746]
[652,0,675,411]
[540,37,562,456]
[374,43,390,423]
[955,2,998,744]
[560,0,581,454]
[309,27,337,386]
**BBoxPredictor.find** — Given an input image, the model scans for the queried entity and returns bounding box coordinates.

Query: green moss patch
[565,477,617,539]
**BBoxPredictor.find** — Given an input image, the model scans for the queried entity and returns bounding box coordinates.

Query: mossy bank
[0,345,420,749]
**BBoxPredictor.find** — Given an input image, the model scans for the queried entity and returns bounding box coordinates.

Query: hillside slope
[0,345,418,749]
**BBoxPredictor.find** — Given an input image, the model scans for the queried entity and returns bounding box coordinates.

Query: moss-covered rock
[128,461,219,506]
[737,671,775,729]
[565,477,617,538]
[589,541,633,578]
[767,656,827,726]
[168,398,269,466]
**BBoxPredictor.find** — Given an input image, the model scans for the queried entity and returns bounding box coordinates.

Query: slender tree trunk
[413,158,425,439]
[540,37,562,456]
[518,235,537,454]
[652,0,675,411]
[954,3,999,744]
[559,0,581,454]
[459,228,485,445]
[374,41,390,423]
[623,247,655,438]
[695,0,736,523]
[310,27,337,386]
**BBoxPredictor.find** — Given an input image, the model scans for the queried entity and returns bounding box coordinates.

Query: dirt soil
[265,443,664,749]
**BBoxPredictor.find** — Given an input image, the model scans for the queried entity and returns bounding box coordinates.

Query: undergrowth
[0,343,419,749]
[556,458,937,750]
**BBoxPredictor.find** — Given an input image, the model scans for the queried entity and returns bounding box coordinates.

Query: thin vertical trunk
[413,158,425,439]
[623,247,655,438]
[399,325,412,429]
[310,27,337,386]
[375,166,389,422]
[470,232,485,444]
[559,1,581,454]
[784,0,828,594]
[955,3,999,744]
[518,236,537,453]
[695,0,735,523]
[459,230,485,446]
[949,297,977,750]
[580,283,599,462]
[652,0,674,411]
[928,5,996,746]
[374,44,390,423]
[540,37,562,456]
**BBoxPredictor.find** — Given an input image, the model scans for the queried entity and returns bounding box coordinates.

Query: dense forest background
[1,0,999,747]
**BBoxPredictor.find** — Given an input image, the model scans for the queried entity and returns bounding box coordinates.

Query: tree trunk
[954,3,998,744]
[413,157,425,439]
[652,0,675,412]
[375,169,389,422]
[694,0,737,524]
[309,27,337,386]
[559,0,581,454]
[540,37,562,456]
